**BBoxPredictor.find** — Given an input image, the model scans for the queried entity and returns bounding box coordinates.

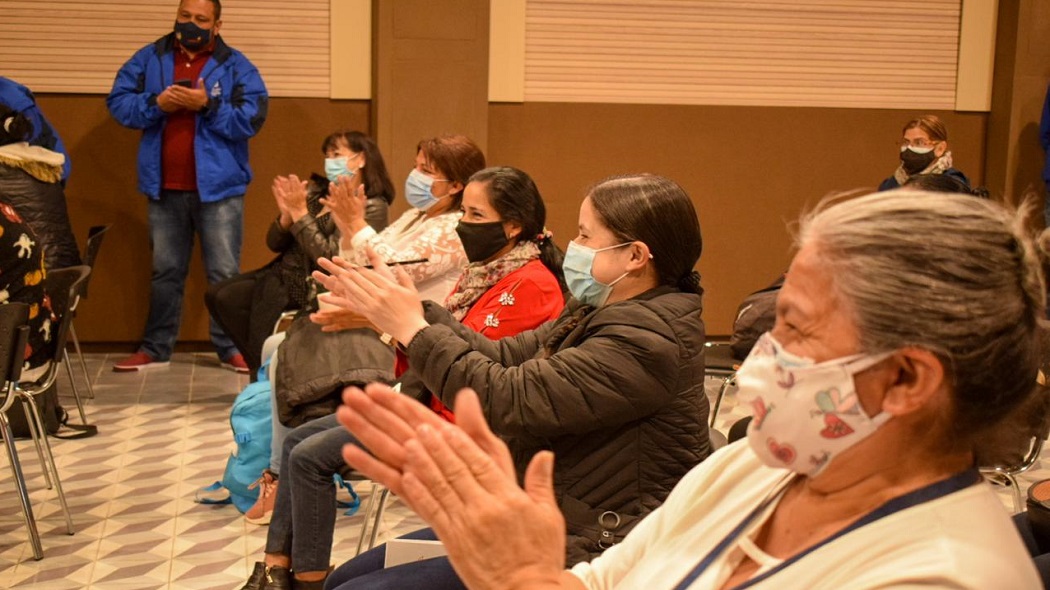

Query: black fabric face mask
[455,220,509,263]
[174,20,212,50]
[900,147,938,175]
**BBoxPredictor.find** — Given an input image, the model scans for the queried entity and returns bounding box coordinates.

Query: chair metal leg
[62,350,88,425]
[21,398,52,489]
[355,482,381,557]
[69,323,95,400]
[709,375,735,428]
[0,413,44,560]
[367,487,390,551]
[20,392,74,535]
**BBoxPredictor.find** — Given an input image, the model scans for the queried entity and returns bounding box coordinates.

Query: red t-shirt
[161,46,211,191]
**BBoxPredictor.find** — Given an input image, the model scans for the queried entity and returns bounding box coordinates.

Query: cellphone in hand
[174,79,193,88]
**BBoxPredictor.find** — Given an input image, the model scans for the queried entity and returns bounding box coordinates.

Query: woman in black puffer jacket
[319,173,711,590]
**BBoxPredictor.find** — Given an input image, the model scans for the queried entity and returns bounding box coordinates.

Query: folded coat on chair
[273,316,395,428]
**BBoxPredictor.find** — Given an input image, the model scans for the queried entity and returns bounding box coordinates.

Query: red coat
[397,259,565,421]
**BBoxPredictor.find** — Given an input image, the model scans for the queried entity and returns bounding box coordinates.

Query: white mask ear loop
[2,117,13,133]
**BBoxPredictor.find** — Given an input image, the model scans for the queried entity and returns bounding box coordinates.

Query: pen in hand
[361,258,429,269]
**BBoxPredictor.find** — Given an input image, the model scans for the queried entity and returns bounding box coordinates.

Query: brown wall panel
[32,93,987,343]
[487,102,987,334]
[34,94,370,345]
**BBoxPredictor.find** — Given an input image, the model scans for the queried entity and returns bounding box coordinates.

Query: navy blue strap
[671,469,980,590]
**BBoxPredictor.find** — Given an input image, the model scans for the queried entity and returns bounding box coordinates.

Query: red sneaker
[222,353,250,374]
[112,351,169,372]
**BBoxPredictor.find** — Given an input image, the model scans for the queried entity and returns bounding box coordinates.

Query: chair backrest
[44,266,91,359]
[80,224,111,300]
[0,303,30,413]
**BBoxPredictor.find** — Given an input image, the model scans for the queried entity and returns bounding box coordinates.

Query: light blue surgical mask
[325,157,353,183]
[405,168,450,211]
[563,240,632,306]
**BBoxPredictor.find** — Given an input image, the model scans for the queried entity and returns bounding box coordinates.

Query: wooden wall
[37,92,986,345]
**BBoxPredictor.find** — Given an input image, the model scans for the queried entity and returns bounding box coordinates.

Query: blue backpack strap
[194,481,233,505]
[333,473,361,516]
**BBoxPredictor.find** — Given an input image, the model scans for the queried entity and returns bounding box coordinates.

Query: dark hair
[903,173,988,199]
[902,114,948,142]
[468,166,565,289]
[587,174,703,295]
[179,0,221,20]
[0,105,32,146]
[417,135,486,211]
[321,130,395,205]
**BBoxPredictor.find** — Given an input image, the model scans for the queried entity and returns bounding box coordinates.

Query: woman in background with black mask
[878,115,969,191]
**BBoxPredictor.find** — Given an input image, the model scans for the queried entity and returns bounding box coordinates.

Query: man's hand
[156,87,181,113]
[167,78,210,111]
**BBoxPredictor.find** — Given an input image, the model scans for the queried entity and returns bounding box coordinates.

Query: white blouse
[340,208,467,304]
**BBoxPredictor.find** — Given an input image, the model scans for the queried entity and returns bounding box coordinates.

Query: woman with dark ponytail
[316,173,710,590]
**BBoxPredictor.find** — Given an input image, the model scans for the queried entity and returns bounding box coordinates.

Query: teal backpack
[197,360,361,515]
[222,364,275,513]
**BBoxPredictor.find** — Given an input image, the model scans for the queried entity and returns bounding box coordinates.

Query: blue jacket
[1041,83,1050,187]
[107,34,268,202]
[0,77,71,182]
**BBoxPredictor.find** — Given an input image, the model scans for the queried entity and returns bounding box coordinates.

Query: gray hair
[798,189,1045,437]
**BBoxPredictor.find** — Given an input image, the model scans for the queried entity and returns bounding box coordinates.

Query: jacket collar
[153,32,232,65]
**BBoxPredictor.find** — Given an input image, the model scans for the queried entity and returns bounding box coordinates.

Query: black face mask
[455,221,509,263]
[899,147,938,175]
[174,20,213,51]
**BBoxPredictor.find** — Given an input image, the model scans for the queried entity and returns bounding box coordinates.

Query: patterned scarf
[893,150,954,186]
[444,241,541,321]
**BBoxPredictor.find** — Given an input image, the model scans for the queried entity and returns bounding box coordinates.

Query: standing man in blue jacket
[107,0,267,372]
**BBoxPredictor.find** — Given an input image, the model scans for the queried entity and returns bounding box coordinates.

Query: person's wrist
[394,319,430,351]
[290,206,309,222]
[349,218,368,234]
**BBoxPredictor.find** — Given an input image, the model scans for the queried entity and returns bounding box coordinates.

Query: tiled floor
[0,354,1040,589]
[0,353,426,590]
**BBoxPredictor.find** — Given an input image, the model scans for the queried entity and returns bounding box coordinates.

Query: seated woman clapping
[334,189,1044,590]
[315,174,711,589]
[239,166,564,590]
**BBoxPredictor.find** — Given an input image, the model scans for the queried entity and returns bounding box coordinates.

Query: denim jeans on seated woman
[265,413,355,573]
[324,528,465,590]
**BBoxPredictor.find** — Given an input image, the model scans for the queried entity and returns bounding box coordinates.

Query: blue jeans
[325,528,464,590]
[142,190,243,360]
[265,413,355,573]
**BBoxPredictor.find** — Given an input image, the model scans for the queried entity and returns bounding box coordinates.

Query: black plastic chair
[0,303,43,560]
[68,224,111,400]
[13,266,93,541]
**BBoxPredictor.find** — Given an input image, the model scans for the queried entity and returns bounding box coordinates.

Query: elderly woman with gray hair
[333,189,1043,589]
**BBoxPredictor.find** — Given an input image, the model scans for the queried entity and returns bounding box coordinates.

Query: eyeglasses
[897,139,942,149]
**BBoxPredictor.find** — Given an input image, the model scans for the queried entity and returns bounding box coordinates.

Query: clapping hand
[272,174,310,224]
[321,173,368,243]
[338,385,568,590]
[311,246,428,345]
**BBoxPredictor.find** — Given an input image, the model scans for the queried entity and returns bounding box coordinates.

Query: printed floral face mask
[735,332,892,476]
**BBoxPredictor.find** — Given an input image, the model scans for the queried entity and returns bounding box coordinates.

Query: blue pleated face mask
[405,169,451,211]
[562,240,631,306]
[325,157,353,183]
